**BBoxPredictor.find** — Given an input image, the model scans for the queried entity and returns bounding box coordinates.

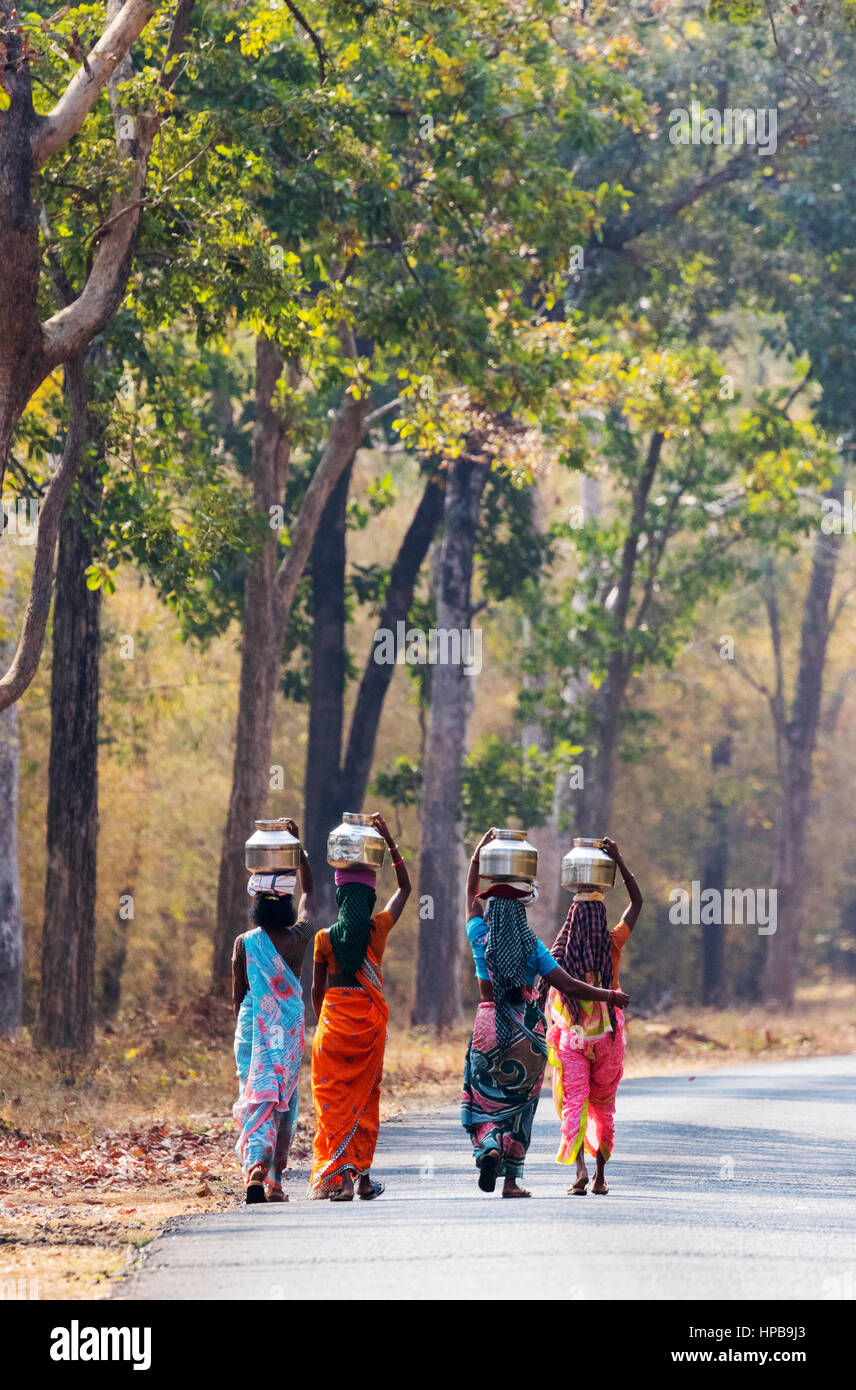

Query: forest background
[1,0,855,1295]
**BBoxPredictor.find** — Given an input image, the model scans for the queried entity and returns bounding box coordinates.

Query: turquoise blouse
[466,915,557,984]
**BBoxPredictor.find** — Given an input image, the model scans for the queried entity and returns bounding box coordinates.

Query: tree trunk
[0,542,23,1035]
[762,504,843,1006]
[34,464,102,1051]
[701,733,732,1007]
[0,7,43,490]
[582,666,629,832]
[298,470,444,994]
[303,460,353,942]
[212,339,294,988]
[342,474,444,805]
[526,475,601,944]
[412,452,489,1028]
[212,342,369,988]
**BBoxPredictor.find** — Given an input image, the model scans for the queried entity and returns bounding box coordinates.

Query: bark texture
[761,507,843,1005]
[412,452,488,1028]
[34,463,102,1052]
[701,733,732,1007]
[301,469,445,947]
[0,543,23,1034]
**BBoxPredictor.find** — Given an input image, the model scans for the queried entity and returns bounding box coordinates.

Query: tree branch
[283,0,329,85]
[0,357,87,712]
[32,0,156,168]
[273,329,370,622]
[39,0,197,370]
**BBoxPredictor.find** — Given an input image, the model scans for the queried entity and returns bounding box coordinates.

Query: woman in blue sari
[232,819,316,1203]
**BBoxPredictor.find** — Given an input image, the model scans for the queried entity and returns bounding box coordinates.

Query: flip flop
[478,1149,501,1193]
[592,1181,609,1195]
[330,1188,355,1202]
[267,1190,288,1203]
[569,1176,589,1195]
[359,1180,385,1200]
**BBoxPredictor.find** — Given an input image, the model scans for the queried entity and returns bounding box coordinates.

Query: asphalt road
[121,1056,856,1301]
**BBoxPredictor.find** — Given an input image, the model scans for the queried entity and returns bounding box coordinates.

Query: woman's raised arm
[371,812,411,923]
[466,828,494,917]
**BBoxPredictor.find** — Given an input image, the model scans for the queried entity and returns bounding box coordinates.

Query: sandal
[267,1189,288,1203]
[358,1180,385,1200]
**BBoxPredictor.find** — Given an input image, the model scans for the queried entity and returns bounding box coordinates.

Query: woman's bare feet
[331,1170,355,1201]
[569,1151,589,1194]
[592,1153,609,1194]
[502,1178,531,1198]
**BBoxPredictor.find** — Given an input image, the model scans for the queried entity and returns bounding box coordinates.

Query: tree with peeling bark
[0,0,196,711]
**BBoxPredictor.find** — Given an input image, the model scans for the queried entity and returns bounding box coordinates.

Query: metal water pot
[327,812,386,869]
[561,837,616,890]
[478,828,538,882]
[244,819,302,873]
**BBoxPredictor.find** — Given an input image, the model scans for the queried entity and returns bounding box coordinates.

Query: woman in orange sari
[308,812,410,1201]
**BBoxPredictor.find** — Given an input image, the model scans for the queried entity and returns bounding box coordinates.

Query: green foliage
[372,756,422,810]
[462,734,580,837]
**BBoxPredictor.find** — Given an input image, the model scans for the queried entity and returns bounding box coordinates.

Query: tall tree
[757,497,847,1004]
[412,447,489,1029]
[211,336,370,987]
[299,463,446,939]
[35,444,103,1051]
[0,538,22,1034]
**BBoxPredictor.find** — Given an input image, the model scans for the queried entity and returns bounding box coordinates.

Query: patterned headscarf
[328,882,377,977]
[484,896,538,1051]
[550,896,616,1033]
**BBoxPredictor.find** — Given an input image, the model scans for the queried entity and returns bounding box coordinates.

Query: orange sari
[308,912,392,1197]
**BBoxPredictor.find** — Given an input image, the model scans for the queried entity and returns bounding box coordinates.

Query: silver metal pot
[327,813,386,870]
[561,837,616,890]
[478,828,538,883]
[244,819,302,873]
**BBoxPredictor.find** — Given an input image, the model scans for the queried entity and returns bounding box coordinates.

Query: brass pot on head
[561,837,617,890]
[478,828,538,883]
[244,819,302,873]
[327,813,387,870]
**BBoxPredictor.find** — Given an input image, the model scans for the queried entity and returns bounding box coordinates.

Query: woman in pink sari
[546,837,642,1195]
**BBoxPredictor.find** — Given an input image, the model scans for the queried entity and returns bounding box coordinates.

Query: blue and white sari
[233,927,305,1194]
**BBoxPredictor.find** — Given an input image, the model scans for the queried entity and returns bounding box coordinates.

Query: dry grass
[1,984,854,1299]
